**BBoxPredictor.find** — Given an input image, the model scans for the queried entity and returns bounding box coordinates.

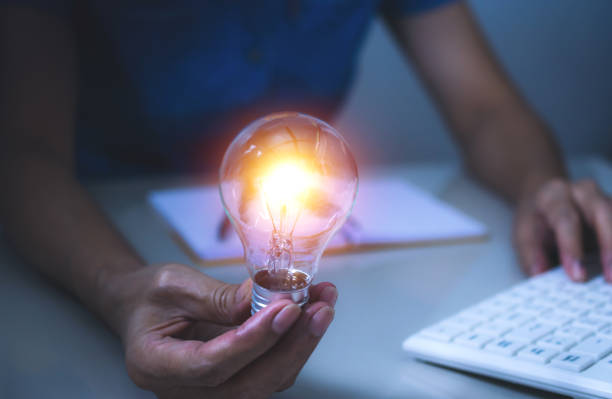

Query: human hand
[112,263,337,398]
[514,178,612,282]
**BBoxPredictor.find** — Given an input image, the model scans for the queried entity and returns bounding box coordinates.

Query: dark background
[334,0,612,166]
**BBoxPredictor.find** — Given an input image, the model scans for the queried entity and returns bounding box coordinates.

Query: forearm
[1,7,145,338]
[385,2,566,203]
[457,100,567,203]
[0,152,145,333]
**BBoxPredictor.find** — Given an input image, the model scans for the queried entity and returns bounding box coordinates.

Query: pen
[217,215,232,241]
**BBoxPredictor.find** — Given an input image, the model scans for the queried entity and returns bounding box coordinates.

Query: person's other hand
[112,263,337,398]
[514,178,612,282]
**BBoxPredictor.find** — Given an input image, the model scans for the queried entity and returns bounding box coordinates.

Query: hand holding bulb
[114,112,353,398]
[116,264,337,398]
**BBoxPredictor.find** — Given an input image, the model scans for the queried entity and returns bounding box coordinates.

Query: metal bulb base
[251,282,310,314]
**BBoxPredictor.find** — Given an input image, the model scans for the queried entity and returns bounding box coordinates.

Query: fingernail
[272,304,301,334]
[572,260,586,282]
[320,286,338,307]
[309,306,334,337]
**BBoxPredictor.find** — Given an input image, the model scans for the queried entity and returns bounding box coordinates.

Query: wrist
[92,258,147,338]
[516,171,567,205]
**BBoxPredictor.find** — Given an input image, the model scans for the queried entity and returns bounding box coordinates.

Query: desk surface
[2,157,611,399]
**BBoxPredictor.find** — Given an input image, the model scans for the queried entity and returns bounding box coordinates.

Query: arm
[0,6,336,397]
[0,6,145,328]
[383,1,612,281]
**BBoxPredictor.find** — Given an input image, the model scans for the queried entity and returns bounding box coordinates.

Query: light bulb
[219,112,358,313]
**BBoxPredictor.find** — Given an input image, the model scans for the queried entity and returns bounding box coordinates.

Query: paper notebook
[148,178,487,265]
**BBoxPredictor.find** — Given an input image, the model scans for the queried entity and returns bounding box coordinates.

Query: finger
[185,282,337,341]
[309,282,338,307]
[205,278,252,325]
[153,289,337,398]
[571,180,612,281]
[275,303,334,392]
[514,212,551,275]
[228,300,335,396]
[272,283,338,391]
[179,320,233,342]
[536,180,585,281]
[140,299,301,388]
[150,264,251,325]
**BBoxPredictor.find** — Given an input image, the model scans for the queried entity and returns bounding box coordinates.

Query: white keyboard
[403,268,612,398]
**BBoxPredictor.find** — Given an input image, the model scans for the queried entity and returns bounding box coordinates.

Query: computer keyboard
[403,268,612,398]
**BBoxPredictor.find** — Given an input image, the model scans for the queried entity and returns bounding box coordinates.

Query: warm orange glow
[261,161,315,205]
[259,160,317,233]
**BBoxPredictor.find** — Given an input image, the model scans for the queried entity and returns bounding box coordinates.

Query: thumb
[150,264,252,325]
[205,278,252,325]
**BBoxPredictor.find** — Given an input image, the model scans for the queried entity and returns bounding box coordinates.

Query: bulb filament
[261,158,313,275]
[267,232,293,274]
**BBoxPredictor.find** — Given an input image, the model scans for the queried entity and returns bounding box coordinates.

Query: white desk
[2,157,611,398]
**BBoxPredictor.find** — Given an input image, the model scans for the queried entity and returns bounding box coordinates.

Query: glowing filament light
[260,161,315,231]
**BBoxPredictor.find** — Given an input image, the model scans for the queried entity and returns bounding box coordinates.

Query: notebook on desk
[148,177,488,265]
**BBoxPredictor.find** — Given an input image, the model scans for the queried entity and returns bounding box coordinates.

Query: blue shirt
[2,0,456,177]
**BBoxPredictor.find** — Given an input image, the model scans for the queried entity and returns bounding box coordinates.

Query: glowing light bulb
[219,112,358,313]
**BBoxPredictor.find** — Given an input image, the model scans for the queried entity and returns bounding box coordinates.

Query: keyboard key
[445,315,482,330]
[549,292,579,303]
[474,322,512,336]
[572,317,609,331]
[506,291,537,303]
[530,270,565,286]
[505,322,555,343]
[599,326,612,338]
[595,285,612,297]
[550,352,595,372]
[453,332,494,349]
[572,296,606,310]
[572,336,612,359]
[538,312,573,327]
[494,311,533,327]
[484,338,526,356]
[585,276,606,290]
[555,283,587,297]
[537,335,576,351]
[482,297,516,312]
[531,296,565,307]
[498,290,529,303]
[554,326,595,341]
[598,353,612,368]
[556,304,589,318]
[420,324,464,342]
[590,308,612,322]
[460,306,498,321]
[517,345,558,364]
[513,284,547,298]
[558,281,581,290]
[581,292,610,304]
[517,303,552,315]
[580,353,612,382]
[493,292,526,306]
